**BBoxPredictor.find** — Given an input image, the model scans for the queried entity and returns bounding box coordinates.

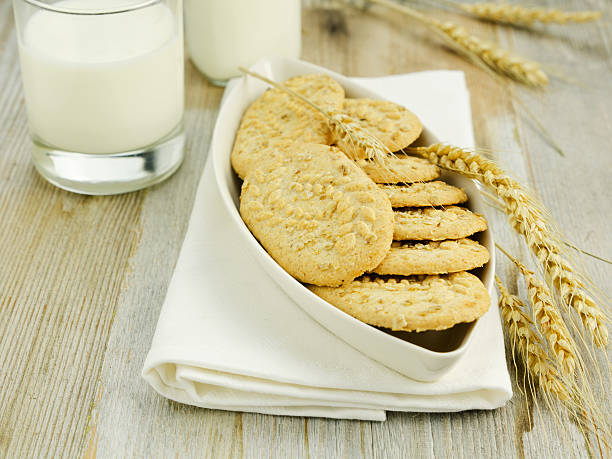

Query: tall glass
[184,0,301,86]
[13,0,185,195]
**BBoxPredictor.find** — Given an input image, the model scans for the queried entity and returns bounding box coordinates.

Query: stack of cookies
[233,74,490,334]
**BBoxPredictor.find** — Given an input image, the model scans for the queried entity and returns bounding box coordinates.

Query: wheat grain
[496,276,568,398]
[498,275,612,447]
[508,217,609,348]
[508,256,577,375]
[496,245,577,376]
[458,3,602,25]
[368,0,548,86]
[411,143,609,346]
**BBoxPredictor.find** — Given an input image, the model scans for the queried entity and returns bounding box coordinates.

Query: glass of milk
[184,0,301,86]
[12,0,185,195]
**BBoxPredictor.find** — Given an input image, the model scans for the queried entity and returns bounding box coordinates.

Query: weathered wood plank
[81,61,227,458]
[500,2,612,454]
[0,3,148,457]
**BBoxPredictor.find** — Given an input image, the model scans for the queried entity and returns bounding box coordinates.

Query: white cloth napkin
[142,71,512,421]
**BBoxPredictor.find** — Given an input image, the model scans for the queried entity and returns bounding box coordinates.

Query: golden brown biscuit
[394,206,487,241]
[358,155,440,184]
[372,239,490,275]
[335,99,423,159]
[240,143,393,287]
[380,181,467,207]
[231,74,345,178]
[309,272,491,332]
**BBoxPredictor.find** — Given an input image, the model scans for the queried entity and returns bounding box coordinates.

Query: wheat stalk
[508,216,609,348]
[238,67,392,164]
[455,2,602,26]
[326,112,393,161]
[433,19,548,86]
[496,245,577,375]
[410,144,609,347]
[367,0,548,86]
[498,274,612,449]
[521,268,577,375]
[481,189,612,266]
[496,276,568,398]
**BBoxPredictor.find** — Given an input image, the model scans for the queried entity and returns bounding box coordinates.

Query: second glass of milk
[184,0,301,85]
[13,0,185,195]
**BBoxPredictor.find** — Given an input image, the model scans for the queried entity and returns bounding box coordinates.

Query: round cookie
[380,181,467,207]
[372,239,490,276]
[309,272,491,332]
[394,206,488,241]
[284,74,346,111]
[240,142,394,287]
[357,155,440,184]
[335,99,423,159]
[231,74,345,179]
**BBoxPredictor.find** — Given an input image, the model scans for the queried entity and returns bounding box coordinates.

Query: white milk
[184,0,301,82]
[18,0,184,154]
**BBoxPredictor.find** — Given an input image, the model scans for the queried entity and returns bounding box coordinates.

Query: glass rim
[19,0,162,15]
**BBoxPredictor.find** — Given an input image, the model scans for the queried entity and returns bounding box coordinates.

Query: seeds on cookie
[380,181,467,207]
[309,271,490,332]
[393,206,487,241]
[240,142,393,287]
[335,99,423,159]
[231,74,345,178]
[358,155,440,184]
[372,238,490,276]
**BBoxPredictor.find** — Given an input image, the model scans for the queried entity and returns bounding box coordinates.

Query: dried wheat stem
[457,3,602,25]
[562,242,612,266]
[368,0,548,86]
[482,192,612,265]
[411,144,609,347]
[496,276,568,399]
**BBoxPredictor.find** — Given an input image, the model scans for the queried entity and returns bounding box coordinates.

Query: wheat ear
[456,3,602,25]
[508,217,609,348]
[496,276,568,398]
[238,67,391,164]
[326,112,393,161]
[410,144,609,347]
[367,0,548,86]
[496,246,577,375]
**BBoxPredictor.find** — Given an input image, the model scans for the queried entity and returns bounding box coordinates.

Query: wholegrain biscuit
[231,74,345,178]
[284,74,346,110]
[394,206,487,240]
[357,155,441,184]
[240,142,393,287]
[335,99,423,159]
[372,239,490,276]
[309,272,490,332]
[380,181,467,207]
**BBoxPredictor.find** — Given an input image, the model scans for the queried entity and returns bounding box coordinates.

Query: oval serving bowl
[211,57,495,382]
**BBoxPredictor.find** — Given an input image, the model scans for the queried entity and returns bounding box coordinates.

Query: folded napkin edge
[143,343,512,401]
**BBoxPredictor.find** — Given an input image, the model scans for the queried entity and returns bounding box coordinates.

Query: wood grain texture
[0,0,610,457]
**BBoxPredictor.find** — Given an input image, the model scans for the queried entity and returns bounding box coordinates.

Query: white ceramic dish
[211,57,495,382]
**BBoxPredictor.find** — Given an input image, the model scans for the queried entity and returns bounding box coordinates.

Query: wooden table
[1,1,610,457]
